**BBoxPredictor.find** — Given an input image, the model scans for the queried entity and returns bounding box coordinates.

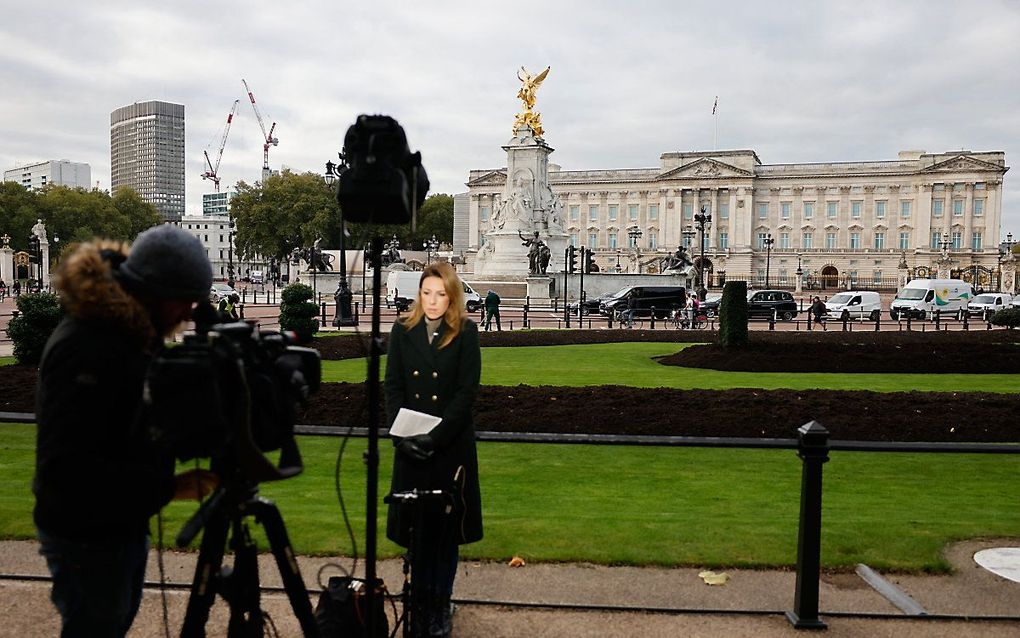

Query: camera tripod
[177,481,318,637]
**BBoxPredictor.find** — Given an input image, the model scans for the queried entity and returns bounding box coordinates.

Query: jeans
[38,528,149,638]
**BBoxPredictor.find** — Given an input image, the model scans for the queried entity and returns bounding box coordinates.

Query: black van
[600,285,688,319]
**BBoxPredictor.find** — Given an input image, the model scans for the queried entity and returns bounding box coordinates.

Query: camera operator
[385,262,482,638]
[33,225,219,637]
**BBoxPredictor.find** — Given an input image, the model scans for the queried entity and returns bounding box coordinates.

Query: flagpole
[712,95,718,150]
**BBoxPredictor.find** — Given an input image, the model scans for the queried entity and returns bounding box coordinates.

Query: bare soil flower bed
[3,329,1016,442]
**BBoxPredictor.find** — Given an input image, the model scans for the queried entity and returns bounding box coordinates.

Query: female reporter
[384,262,482,638]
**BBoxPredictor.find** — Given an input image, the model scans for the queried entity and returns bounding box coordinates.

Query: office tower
[111,101,185,221]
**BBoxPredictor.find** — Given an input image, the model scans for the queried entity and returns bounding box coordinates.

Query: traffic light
[584,248,596,274]
[567,245,577,273]
[27,236,40,264]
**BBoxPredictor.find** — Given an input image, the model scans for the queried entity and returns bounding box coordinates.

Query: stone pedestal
[525,275,554,301]
[1002,254,1016,295]
[0,247,12,285]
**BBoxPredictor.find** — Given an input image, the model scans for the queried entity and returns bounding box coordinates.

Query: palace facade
[459,149,1008,289]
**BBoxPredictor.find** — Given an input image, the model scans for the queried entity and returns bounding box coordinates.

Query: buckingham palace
[457,148,1009,289]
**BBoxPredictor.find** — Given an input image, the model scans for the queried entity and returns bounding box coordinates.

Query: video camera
[144,301,321,483]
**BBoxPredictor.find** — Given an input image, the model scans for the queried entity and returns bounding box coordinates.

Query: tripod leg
[181,509,231,638]
[250,498,318,637]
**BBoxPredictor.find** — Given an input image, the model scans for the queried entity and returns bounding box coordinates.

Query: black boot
[427,595,452,637]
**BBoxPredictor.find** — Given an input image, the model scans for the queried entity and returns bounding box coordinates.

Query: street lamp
[763,232,776,288]
[627,226,642,273]
[998,232,1017,291]
[796,253,803,290]
[424,234,440,265]
[694,205,712,292]
[226,218,235,288]
[324,158,357,327]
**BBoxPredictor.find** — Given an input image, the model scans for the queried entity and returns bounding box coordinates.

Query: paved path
[1,538,1018,636]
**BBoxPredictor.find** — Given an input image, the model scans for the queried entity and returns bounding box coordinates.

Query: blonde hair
[398,261,466,348]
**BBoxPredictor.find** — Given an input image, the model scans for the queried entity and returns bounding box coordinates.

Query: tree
[414,194,454,246]
[6,292,63,364]
[230,170,339,264]
[0,182,41,252]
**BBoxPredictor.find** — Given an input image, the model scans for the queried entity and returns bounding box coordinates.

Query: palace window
[758,202,768,219]
[952,231,962,250]
[780,232,790,249]
[875,200,886,218]
[974,199,984,216]
[781,202,791,219]
[899,232,910,250]
[569,233,577,247]
[588,232,598,248]
[874,232,885,250]
[648,232,657,249]
[802,232,813,249]
[803,202,814,218]
[684,203,694,219]
[608,204,618,221]
[629,204,638,221]
[719,202,729,219]
[931,231,940,249]
[609,232,618,249]
[826,232,837,249]
[648,204,658,220]
[851,201,862,218]
[589,205,598,221]
[719,232,728,249]
[569,205,579,221]
[480,206,489,221]
[901,201,911,217]
[953,200,964,216]
[933,199,944,216]
[827,202,837,218]
[850,232,861,250]
[972,232,982,250]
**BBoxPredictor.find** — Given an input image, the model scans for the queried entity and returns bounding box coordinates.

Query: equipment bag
[315,576,389,637]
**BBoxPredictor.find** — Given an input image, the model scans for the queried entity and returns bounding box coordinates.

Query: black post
[650,306,656,329]
[564,269,570,329]
[935,309,941,330]
[524,295,530,329]
[874,312,880,332]
[769,309,776,331]
[578,246,586,323]
[786,421,830,630]
[365,236,384,638]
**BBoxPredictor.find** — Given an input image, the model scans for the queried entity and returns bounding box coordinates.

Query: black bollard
[906,312,912,331]
[874,312,880,332]
[842,314,848,332]
[238,303,245,320]
[935,309,941,330]
[786,421,830,630]
[769,310,776,331]
[320,302,327,325]
[650,306,656,330]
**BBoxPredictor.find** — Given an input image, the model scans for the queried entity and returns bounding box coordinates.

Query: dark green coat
[384,318,482,547]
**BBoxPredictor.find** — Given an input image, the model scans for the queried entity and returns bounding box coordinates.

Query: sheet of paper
[389,408,442,438]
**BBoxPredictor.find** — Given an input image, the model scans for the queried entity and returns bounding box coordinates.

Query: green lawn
[3,424,1016,572]
[322,343,1020,393]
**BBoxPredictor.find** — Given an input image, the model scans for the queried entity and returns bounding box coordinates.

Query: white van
[249,270,265,285]
[386,270,482,313]
[824,291,882,321]
[968,292,1012,317]
[890,279,973,320]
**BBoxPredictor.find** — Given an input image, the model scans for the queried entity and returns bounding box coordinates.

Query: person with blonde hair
[384,261,482,637]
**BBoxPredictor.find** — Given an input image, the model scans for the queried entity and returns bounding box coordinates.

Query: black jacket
[33,242,176,541]
[384,318,482,547]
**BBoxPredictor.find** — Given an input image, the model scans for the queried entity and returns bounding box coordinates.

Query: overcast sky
[3,0,1018,235]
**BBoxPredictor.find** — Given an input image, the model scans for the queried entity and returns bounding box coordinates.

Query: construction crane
[242,78,279,181]
[201,99,240,193]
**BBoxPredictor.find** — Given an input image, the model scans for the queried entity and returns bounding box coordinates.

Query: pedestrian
[384,262,483,638]
[483,289,501,331]
[810,296,826,325]
[12,279,21,296]
[34,225,219,637]
[685,294,696,328]
[217,292,240,320]
[0,279,6,302]
[622,291,638,328]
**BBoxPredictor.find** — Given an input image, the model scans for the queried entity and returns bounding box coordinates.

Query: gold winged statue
[513,65,550,137]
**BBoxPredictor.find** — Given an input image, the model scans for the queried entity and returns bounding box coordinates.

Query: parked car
[890,279,972,320]
[600,285,688,319]
[209,283,237,303]
[700,292,722,317]
[746,289,798,321]
[249,270,265,285]
[569,287,629,316]
[824,291,882,321]
[968,292,1012,317]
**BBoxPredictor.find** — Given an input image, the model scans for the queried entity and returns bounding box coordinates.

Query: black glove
[397,434,435,462]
